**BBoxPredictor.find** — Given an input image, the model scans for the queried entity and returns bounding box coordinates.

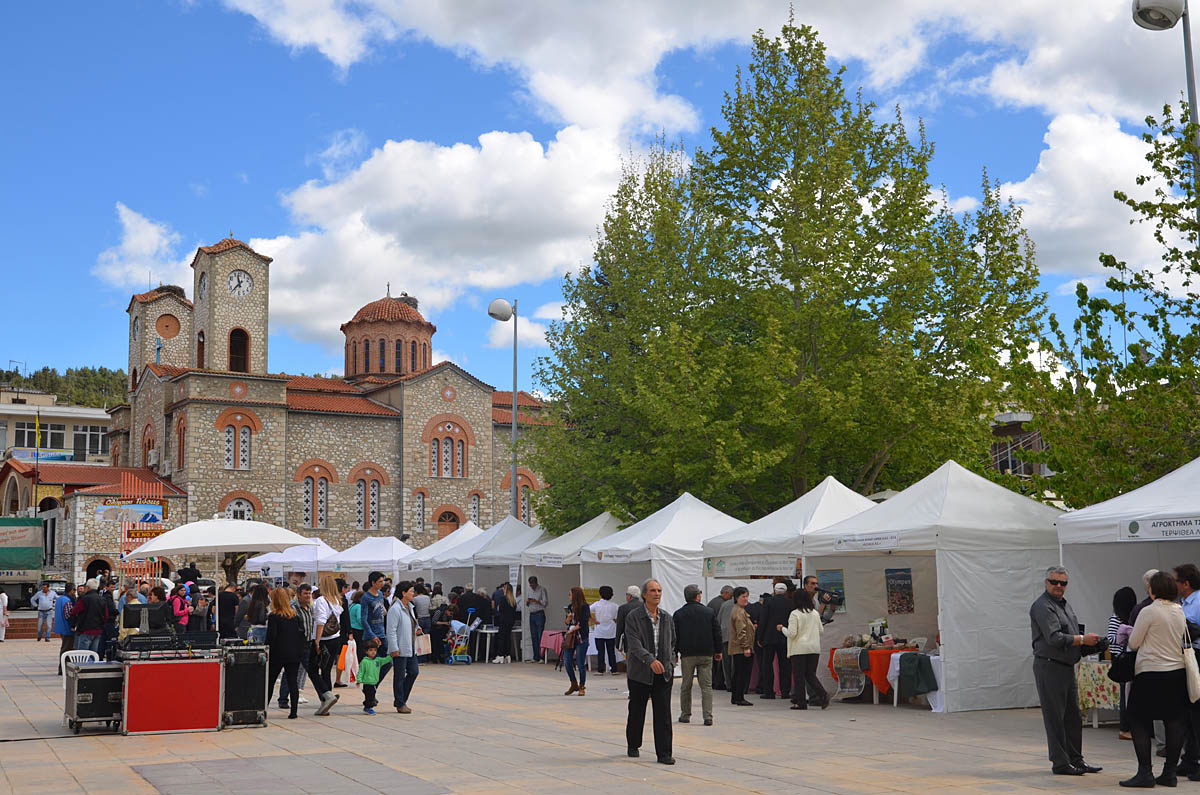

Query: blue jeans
[74,633,102,654]
[529,611,546,661]
[37,612,53,640]
[391,655,419,708]
[564,632,588,686]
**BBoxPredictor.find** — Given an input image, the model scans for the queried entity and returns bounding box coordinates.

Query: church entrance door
[436,511,460,539]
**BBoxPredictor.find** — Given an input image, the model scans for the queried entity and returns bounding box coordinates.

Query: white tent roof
[430,516,543,568]
[522,512,623,566]
[803,460,1062,555]
[702,477,876,560]
[1056,456,1200,544]
[245,537,339,571]
[326,536,417,570]
[580,492,744,562]
[404,521,484,569]
[126,519,318,561]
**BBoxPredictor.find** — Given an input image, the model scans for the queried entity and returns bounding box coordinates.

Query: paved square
[0,639,1143,793]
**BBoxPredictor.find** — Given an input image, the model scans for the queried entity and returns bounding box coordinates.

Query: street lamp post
[488,297,519,519]
[1134,0,1200,227]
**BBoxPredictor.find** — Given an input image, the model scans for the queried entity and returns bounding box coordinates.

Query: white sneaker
[298,696,310,704]
[492,656,504,664]
[505,656,512,663]
[314,691,339,716]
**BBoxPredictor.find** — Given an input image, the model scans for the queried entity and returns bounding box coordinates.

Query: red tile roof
[492,390,543,408]
[130,289,193,308]
[73,478,187,496]
[144,363,190,378]
[2,461,185,493]
[286,392,401,417]
[190,237,273,265]
[343,296,434,327]
[286,375,361,393]
[356,376,403,386]
[492,407,552,426]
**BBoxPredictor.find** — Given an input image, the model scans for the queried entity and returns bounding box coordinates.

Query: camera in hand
[816,586,845,607]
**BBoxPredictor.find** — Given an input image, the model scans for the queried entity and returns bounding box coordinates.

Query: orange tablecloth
[827,647,914,695]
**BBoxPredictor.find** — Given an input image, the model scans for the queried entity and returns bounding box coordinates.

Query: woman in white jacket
[778,589,828,710]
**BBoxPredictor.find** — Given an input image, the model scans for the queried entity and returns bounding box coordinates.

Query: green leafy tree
[527,22,1045,533]
[0,366,127,408]
[1015,101,1200,508]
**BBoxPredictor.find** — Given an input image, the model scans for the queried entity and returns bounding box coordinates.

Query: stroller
[445,608,475,665]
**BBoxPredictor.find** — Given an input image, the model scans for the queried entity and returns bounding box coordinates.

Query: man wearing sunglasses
[1030,565,1107,777]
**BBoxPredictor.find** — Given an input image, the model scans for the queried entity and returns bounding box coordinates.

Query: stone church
[89,236,545,572]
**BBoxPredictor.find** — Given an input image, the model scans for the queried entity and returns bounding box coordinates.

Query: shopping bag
[337,643,347,672]
[415,634,432,657]
[1184,633,1200,703]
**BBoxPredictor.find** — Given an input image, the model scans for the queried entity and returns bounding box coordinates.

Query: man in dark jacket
[624,579,676,765]
[616,585,642,652]
[756,582,794,699]
[673,584,722,726]
[69,579,109,654]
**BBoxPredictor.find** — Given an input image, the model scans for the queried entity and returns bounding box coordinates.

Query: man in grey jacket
[624,579,677,765]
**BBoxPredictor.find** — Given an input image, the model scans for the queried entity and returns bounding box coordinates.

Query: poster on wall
[94,499,167,523]
[885,567,914,614]
[815,568,846,613]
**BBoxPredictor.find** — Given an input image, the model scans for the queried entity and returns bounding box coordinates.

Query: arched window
[317,477,328,528]
[352,341,358,373]
[430,438,439,477]
[239,426,251,469]
[422,342,428,368]
[197,331,205,369]
[426,420,469,478]
[441,436,452,477]
[395,340,403,373]
[456,440,464,477]
[410,341,417,372]
[175,415,186,470]
[363,339,371,373]
[369,480,379,530]
[378,338,385,372]
[355,479,366,529]
[415,492,425,534]
[302,477,314,527]
[225,498,254,521]
[224,426,236,468]
[229,329,249,372]
[521,486,531,526]
[223,425,251,470]
[131,367,138,391]
[142,423,156,465]
[470,493,480,524]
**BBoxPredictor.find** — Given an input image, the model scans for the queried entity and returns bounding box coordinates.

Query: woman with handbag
[313,574,345,700]
[1108,586,1138,741]
[1121,570,1190,787]
[492,583,518,664]
[563,586,590,696]
[266,587,305,719]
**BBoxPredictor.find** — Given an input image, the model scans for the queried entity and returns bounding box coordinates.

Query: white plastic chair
[60,650,99,690]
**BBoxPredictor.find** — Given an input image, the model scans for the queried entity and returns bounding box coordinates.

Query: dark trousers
[596,637,617,673]
[1183,702,1200,765]
[1033,658,1083,769]
[759,642,789,697]
[719,648,733,691]
[731,652,752,703]
[496,621,515,658]
[712,650,727,689]
[267,657,300,712]
[57,635,74,674]
[627,677,672,759]
[530,611,546,661]
[790,654,827,707]
[314,638,339,693]
[430,625,447,662]
[363,683,378,708]
[352,628,365,661]
[391,654,419,707]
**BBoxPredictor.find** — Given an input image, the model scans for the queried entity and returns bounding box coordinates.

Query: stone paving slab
[0,638,1153,793]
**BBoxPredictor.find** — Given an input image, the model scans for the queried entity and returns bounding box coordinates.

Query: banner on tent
[509,565,520,587]
[703,554,798,578]
[834,532,899,552]
[536,554,564,568]
[1121,518,1200,541]
[598,550,632,563]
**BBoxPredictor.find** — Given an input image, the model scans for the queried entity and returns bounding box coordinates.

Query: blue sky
[0,2,1183,391]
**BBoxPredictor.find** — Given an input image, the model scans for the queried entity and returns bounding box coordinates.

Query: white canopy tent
[324,536,417,583]
[427,516,543,590]
[580,493,744,614]
[1057,456,1200,636]
[125,518,318,630]
[404,521,484,584]
[519,512,623,657]
[803,460,1062,713]
[246,537,339,579]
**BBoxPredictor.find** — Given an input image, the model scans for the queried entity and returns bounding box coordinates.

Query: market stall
[1056,455,1200,637]
[803,460,1062,713]
[246,537,338,582]
[580,493,743,614]
[324,536,417,583]
[404,521,484,583]
[470,515,546,596]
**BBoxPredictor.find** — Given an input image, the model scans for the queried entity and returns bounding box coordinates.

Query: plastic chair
[60,650,99,690]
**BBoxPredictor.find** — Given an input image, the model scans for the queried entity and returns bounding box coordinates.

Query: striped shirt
[1107,612,1127,656]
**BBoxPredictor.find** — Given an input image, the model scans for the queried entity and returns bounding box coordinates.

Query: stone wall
[192,247,270,374]
[491,422,540,527]
[64,491,187,582]
[128,295,193,390]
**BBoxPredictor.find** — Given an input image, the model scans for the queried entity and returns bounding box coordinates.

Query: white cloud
[1054,277,1110,297]
[532,301,565,320]
[486,314,549,349]
[94,203,191,292]
[308,128,369,181]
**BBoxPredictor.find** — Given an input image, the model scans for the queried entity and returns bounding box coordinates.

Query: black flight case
[64,661,124,734]
[222,642,268,727]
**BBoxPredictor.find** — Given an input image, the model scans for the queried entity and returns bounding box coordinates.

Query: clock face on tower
[132,316,140,341]
[198,272,207,301]
[227,269,253,297]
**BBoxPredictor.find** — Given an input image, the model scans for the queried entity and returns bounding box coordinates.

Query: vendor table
[885,651,945,713]
[1076,659,1119,728]
[540,630,565,663]
[123,656,223,735]
[827,647,916,703]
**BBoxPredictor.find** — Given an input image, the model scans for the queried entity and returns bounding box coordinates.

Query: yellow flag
[35,412,40,449]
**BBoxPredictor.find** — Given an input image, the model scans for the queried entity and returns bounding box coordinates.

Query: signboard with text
[703,554,798,578]
[833,532,900,552]
[1121,518,1200,541]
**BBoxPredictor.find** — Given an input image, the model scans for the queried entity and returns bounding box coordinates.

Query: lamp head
[1133,0,1186,30]
[487,298,514,321]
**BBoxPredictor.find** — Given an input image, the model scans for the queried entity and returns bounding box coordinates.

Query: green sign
[0,518,43,571]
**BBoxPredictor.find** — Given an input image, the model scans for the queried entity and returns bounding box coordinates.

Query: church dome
[340,291,436,379]
[343,293,432,328]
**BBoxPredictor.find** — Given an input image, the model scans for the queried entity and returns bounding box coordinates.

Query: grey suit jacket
[624,604,676,686]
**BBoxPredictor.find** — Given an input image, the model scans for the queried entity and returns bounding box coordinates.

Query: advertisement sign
[95,499,167,523]
[885,567,914,614]
[833,532,899,552]
[703,554,797,578]
[508,564,520,587]
[536,554,564,568]
[11,448,74,461]
[1120,517,1200,541]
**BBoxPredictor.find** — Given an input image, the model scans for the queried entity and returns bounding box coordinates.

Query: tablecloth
[886,651,945,713]
[827,647,913,695]
[1076,660,1119,712]
[540,629,564,658]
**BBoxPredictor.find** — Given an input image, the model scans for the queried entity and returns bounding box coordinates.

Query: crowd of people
[1031,563,1200,787]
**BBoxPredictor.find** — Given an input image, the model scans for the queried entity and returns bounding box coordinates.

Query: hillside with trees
[0,366,127,408]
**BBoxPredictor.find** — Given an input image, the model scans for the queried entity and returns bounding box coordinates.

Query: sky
[0,1,1188,392]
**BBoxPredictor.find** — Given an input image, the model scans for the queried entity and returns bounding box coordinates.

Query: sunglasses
[1046,579,1068,587]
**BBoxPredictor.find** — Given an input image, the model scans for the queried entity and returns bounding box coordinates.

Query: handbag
[415,634,432,657]
[321,598,341,637]
[1107,650,1136,683]
[1183,630,1200,703]
[562,628,578,650]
